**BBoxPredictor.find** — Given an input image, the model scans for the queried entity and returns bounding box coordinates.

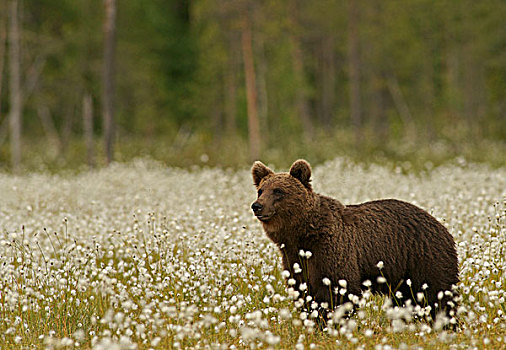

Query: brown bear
[251,159,459,323]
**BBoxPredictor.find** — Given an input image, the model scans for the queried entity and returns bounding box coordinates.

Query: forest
[0,0,505,171]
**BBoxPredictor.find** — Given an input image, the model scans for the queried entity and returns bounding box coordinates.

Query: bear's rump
[348,199,457,293]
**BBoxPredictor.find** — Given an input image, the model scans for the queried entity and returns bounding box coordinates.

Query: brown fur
[251,159,459,321]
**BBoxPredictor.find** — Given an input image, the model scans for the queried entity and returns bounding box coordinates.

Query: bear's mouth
[255,213,274,222]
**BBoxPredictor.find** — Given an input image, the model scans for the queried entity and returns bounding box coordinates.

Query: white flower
[422,283,429,290]
[293,263,302,274]
[338,279,347,288]
[279,308,291,320]
[406,279,412,287]
[377,276,387,284]
[305,251,312,259]
[322,277,331,286]
[376,261,384,269]
[299,283,307,291]
[281,270,291,279]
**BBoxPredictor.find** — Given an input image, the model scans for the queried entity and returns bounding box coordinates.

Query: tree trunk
[241,16,260,161]
[319,36,336,129]
[103,0,116,165]
[292,41,312,138]
[224,34,238,135]
[255,34,269,145]
[288,1,313,138]
[369,74,389,140]
[83,93,94,168]
[0,5,6,123]
[386,75,415,139]
[8,0,21,172]
[348,0,361,144]
[37,105,61,154]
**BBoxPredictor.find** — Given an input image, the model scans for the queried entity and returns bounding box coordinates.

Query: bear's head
[251,159,315,239]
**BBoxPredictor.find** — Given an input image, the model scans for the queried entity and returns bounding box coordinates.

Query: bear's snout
[252,201,275,222]
[251,201,263,213]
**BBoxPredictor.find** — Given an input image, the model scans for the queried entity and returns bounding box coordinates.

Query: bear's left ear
[252,161,274,187]
[289,159,312,190]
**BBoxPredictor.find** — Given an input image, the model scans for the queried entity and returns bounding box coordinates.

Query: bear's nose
[251,202,263,213]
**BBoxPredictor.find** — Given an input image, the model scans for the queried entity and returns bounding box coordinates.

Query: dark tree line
[0,0,504,168]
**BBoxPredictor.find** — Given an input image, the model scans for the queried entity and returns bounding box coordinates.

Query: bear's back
[339,199,458,291]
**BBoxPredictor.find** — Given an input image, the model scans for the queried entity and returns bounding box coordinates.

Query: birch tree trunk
[288,0,312,138]
[319,36,336,129]
[224,43,238,135]
[241,16,260,161]
[348,0,362,144]
[103,0,116,165]
[83,93,94,168]
[8,0,21,171]
[0,5,6,123]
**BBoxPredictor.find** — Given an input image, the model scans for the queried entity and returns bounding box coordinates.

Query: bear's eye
[273,188,284,196]
[257,189,263,197]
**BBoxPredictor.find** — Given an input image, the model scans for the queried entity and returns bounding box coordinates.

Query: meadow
[0,158,504,349]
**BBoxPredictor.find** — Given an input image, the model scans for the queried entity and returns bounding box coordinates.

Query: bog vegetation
[0,158,504,349]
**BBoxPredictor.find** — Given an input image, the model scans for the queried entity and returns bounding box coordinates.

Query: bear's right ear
[252,161,274,187]
[289,159,312,189]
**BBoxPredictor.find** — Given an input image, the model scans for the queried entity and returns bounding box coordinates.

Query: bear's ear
[289,159,312,189]
[252,161,274,187]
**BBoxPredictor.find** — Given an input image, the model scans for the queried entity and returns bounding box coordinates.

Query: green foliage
[0,0,505,171]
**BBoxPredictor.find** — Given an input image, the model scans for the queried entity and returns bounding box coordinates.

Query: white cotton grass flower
[279,308,291,320]
[293,263,302,274]
[322,277,331,286]
[299,250,312,259]
[376,261,384,269]
[377,276,387,284]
